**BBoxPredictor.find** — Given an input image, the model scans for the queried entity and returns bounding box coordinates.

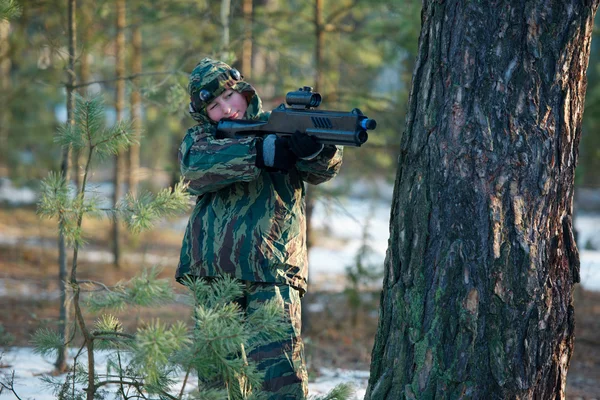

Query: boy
[176,58,343,398]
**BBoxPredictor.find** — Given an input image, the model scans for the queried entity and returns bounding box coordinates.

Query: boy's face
[206,89,248,122]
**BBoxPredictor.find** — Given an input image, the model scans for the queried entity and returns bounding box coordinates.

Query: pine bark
[366,1,599,399]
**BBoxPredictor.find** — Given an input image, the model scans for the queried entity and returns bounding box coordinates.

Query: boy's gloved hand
[289,131,324,160]
[256,134,297,171]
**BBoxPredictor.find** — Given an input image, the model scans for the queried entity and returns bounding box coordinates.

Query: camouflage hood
[188,58,263,126]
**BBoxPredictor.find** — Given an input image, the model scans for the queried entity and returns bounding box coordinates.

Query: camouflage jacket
[176,88,343,292]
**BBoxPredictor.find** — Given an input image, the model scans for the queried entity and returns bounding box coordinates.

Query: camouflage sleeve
[296,145,343,185]
[179,125,261,196]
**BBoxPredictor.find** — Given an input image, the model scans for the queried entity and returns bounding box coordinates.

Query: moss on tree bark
[366,1,599,399]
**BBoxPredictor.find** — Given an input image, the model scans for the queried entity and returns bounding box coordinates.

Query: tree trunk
[0,20,10,173]
[55,0,76,373]
[112,0,125,268]
[73,1,91,191]
[302,0,325,335]
[242,0,253,77]
[221,0,231,60]
[306,0,324,253]
[127,20,141,197]
[366,1,599,399]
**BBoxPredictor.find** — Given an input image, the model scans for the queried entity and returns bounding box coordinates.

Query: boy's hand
[256,134,297,171]
[289,131,324,160]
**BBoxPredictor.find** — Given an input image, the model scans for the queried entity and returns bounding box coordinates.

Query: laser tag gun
[216,86,377,147]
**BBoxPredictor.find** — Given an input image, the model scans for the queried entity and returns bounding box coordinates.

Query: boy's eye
[226,91,233,98]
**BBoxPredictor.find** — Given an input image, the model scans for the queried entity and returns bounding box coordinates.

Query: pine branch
[310,383,355,400]
[92,331,135,340]
[0,0,21,21]
[79,280,113,292]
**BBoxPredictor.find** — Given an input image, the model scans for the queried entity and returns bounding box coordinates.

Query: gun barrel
[305,129,368,146]
[217,120,268,135]
[360,118,377,131]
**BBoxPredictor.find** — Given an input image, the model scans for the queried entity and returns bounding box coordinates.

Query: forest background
[1,0,600,398]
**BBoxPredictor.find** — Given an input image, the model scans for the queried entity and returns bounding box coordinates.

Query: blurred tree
[0,19,11,170]
[72,1,93,191]
[127,5,142,197]
[3,0,417,190]
[241,0,253,77]
[2,0,66,183]
[0,0,21,166]
[366,1,598,399]
[54,0,77,374]
[112,0,126,268]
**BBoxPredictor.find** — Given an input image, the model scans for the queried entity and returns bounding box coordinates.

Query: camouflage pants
[197,279,308,399]
[243,282,308,400]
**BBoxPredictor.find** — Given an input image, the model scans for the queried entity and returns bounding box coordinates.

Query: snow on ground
[0,348,367,399]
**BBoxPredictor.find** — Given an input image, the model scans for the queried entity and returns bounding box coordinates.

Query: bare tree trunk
[73,1,91,191]
[302,0,325,335]
[0,20,10,173]
[313,0,323,95]
[306,0,324,254]
[366,1,599,399]
[127,20,141,197]
[221,0,230,60]
[112,0,125,268]
[242,0,253,77]
[55,0,76,373]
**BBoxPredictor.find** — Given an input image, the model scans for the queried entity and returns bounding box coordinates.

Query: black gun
[216,87,377,147]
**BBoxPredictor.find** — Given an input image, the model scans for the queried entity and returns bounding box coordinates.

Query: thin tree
[127,16,141,197]
[366,1,599,399]
[0,18,11,170]
[0,0,19,171]
[221,0,231,60]
[242,0,253,77]
[73,0,92,191]
[36,95,189,400]
[54,0,76,374]
[301,0,325,335]
[112,0,126,267]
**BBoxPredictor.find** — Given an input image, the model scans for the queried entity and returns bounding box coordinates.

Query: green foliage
[0,0,20,21]
[56,95,136,158]
[118,179,190,233]
[133,319,191,386]
[180,275,289,397]
[310,383,355,400]
[31,328,64,358]
[87,267,174,312]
